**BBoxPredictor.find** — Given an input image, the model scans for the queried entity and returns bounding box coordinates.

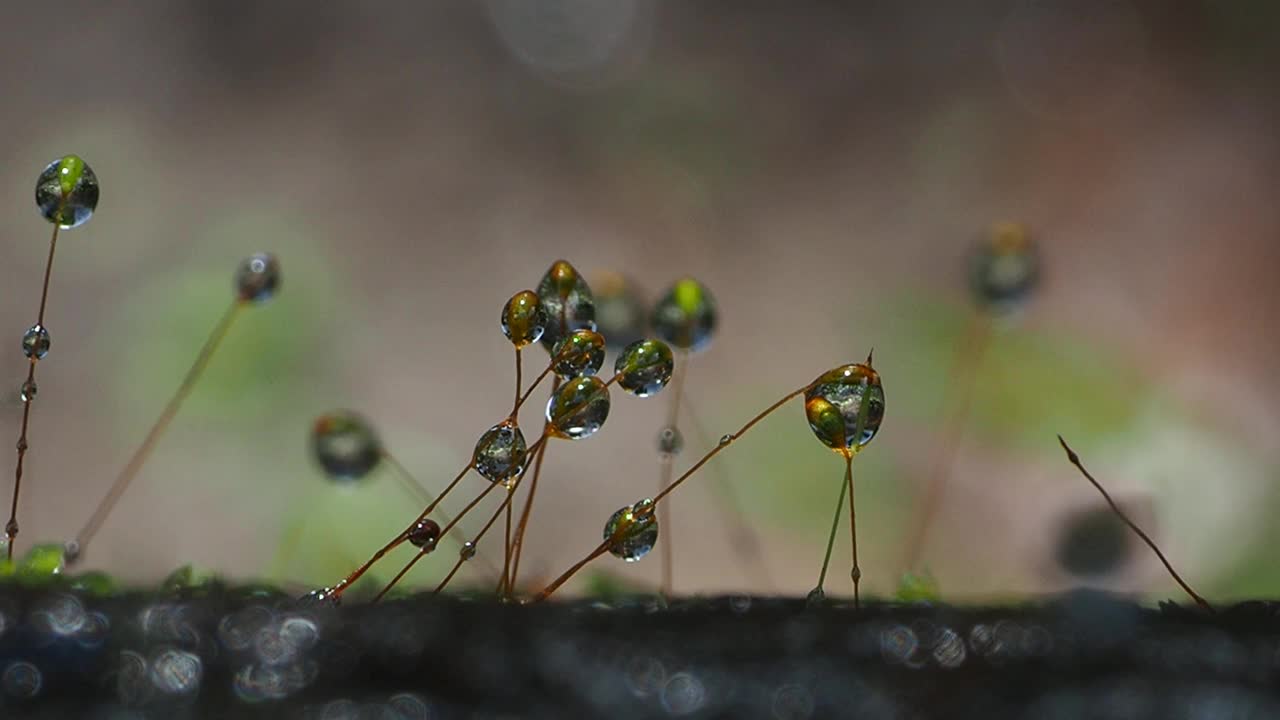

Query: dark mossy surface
[0,584,1274,719]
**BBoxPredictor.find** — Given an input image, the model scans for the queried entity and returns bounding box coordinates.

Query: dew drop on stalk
[500,290,547,348]
[472,420,528,483]
[591,271,647,350]
[546,376,611,440]
[969,221,1039,314]
[804,361,885,456]
[35,155,99,229]
[22,324,50,360]
[234,252,281,304]
[614,339,674,397]
[651,278,717,352]
[460,541,477,561]
[656,426,683,456]
[604,498,658,562]
[18,381,36,403]
[551,328,606,379]
[310,411,382,482]
[536,260,596,352]
[408,519,441,550]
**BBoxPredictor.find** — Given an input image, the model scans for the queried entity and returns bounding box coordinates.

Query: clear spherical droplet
[656,426,683,455]
[804,360,885,456]
[546,376,611,440]
[460,541,477,560]
[35,155,99,229]
[310,411,382,482]
[614,339,674,397]
[235,252,281,304]
[501,290,547,348]
[970,222,1039,314]
[408,518,441,550]
[603,499,658,562]
[22,324,50,360]
[472,420,528,483]
[536,260,596,352]
[552,328,606,378]
[651,278,717,352]
[591,271,648,350]
[19,381,36,403]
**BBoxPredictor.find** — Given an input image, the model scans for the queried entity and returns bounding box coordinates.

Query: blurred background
[0,0,1277,601]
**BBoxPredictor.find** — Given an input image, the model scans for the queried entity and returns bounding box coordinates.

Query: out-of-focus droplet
[310,411,382,482]
[536,260,596,352]
[501,289,547,348]
[460,541,477,561]
[15,543,64,584]
[235,252,281,304]
[603,498,658,561]
[546,376,611,440]
[805,587,826,605]
[36,155,99,229]
[68,570,119,597]
[22,324,50,360]
[614,339,674,397]
[804,360,885,456]
[472,420,528,483]
[969,222,1039,314]
[552,329,607,378]
[1055,503,1133,578]
[19,381,36,403]
[298,587,340,608]
[657,426,683,455]
[1,661,42,699]
[592,271,648,350]
[651,278,717,352]
[408,519,441,550]
[895,570,941,603]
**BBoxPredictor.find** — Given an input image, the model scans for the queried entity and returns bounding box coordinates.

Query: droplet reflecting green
[614,339,674,397]
[651,278,717,352]
[35,155,99,228]
[804,361,885,456]
[311,411,382,482]
[22,324,50,360]
[15,543,65,584]
[546,376,611,440]
[970,222,1039,314]
[603,498,658,562]
[552,329,606,378]
[472,420,528,483]
[501,290,547,348]
[895,570,941,603]
[69,571,120,597]
[536,260,596,352]
[234,252,281,304]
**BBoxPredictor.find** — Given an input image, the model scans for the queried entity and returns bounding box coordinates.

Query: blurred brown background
[0,0,1277,600]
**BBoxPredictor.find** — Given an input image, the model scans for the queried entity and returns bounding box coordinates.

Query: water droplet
[805,587,825,605]
[460,541,477,560]
[603,499,659,561]
[651,278,717,352]
[310,411,382,482]
[614,338,674,397]
[500,289,547,348]
[970,222,1039,314]
[68,570,119,597]
[149,648,202,694]
[235,252,281,304]
[408,518,441,550]
[657,426,683,455]
[61,540,80,565]
[551,328,606,378]
[536,260,596,352]
[19,381,36,403]
[804,361,885,455]
[718,434,733,446]
[22,324,50,360]
[298,587,340,607]
[850,566,862,583]
[895,570,941,603]
[35,155,98,228]
[15,543,64,584]
[591,271,647,350]
[472,419,528,482]
[1,661,42,699]
[546,375,611,440]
